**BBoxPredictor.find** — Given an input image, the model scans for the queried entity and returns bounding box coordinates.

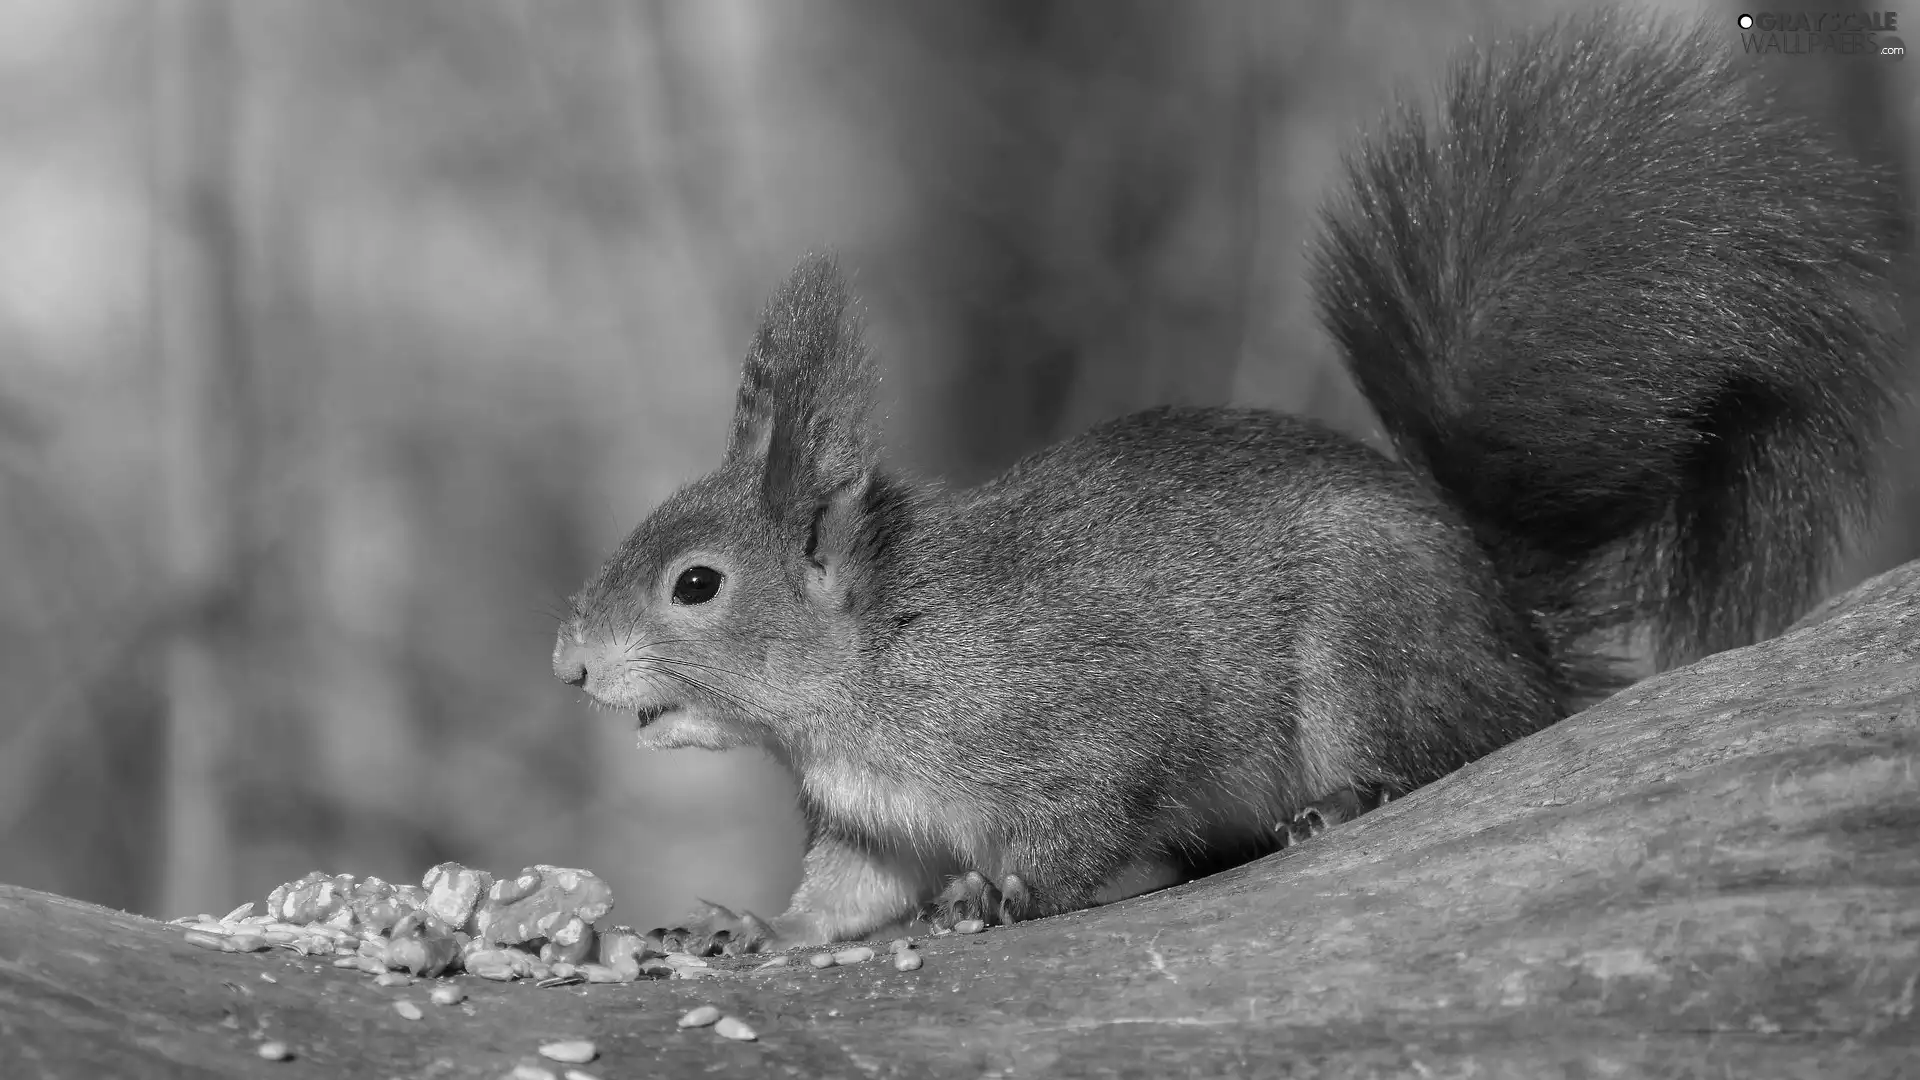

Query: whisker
[625,636,706,656]
[643,655,782,691]
[622,603,647,652]
[615,635,791,723]
[619,643,786,695]
[653,665,782,723]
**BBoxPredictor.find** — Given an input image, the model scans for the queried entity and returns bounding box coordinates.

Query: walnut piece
[474,865,614,947]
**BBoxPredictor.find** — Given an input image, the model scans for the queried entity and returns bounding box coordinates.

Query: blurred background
[1,0,1914,931]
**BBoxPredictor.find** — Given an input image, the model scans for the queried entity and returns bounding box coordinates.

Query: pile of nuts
[173,862,676,986]
[173,862,958,1071]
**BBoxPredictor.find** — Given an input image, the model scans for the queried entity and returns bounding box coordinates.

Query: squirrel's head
[553,255,890,758]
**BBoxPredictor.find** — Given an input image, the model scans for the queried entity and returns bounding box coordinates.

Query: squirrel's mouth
[635,704,679,729]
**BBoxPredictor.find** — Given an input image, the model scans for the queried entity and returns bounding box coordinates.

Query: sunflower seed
[183,930,233,952]
[677,1005,720,1028]
[537,1040,596,1064]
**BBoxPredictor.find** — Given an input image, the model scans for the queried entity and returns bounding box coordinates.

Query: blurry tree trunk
[835,2,1262,485]
[306,451,422,882]
[622,0,766,325]
[151,0,248,918]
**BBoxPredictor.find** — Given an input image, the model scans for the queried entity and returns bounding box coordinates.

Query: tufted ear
[724,254,879,529]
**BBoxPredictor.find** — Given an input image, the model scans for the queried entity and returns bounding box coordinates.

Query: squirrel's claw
[997,874,1032,923]
[1275,807,1331,849]
[1274,783,1402,849]
[927,870,1031,930]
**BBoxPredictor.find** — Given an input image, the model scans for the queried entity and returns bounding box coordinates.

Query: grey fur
[557,10,1907,947]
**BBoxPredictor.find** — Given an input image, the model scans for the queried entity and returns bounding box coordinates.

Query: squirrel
[551,9,1908,950]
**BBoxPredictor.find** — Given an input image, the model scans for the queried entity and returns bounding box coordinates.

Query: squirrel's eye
[672,566,723,605]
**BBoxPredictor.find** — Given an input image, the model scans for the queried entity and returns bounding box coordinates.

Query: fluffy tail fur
[1313,9,1908,687]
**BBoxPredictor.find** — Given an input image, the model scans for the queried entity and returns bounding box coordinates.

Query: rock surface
[2,561,1916,1079]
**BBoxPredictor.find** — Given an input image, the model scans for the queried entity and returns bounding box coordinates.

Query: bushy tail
[1312,9,1908,685]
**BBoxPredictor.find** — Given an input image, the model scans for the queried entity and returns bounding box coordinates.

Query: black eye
[672,566,723,605]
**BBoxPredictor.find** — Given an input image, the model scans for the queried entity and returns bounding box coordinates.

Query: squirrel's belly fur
[558,9,1906,947]
[800,756,1003,867]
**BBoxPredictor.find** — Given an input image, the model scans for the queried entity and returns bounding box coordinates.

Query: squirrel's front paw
[656,899,775,956]
[928,870,1032,930]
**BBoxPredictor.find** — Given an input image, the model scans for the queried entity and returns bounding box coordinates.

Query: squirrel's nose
[552,637,590,686]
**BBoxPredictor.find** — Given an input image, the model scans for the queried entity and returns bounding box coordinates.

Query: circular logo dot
[1738,13,1754,29]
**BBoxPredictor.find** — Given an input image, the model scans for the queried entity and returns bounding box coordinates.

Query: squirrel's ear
[801,469,876,605]
[726,254,879,524]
